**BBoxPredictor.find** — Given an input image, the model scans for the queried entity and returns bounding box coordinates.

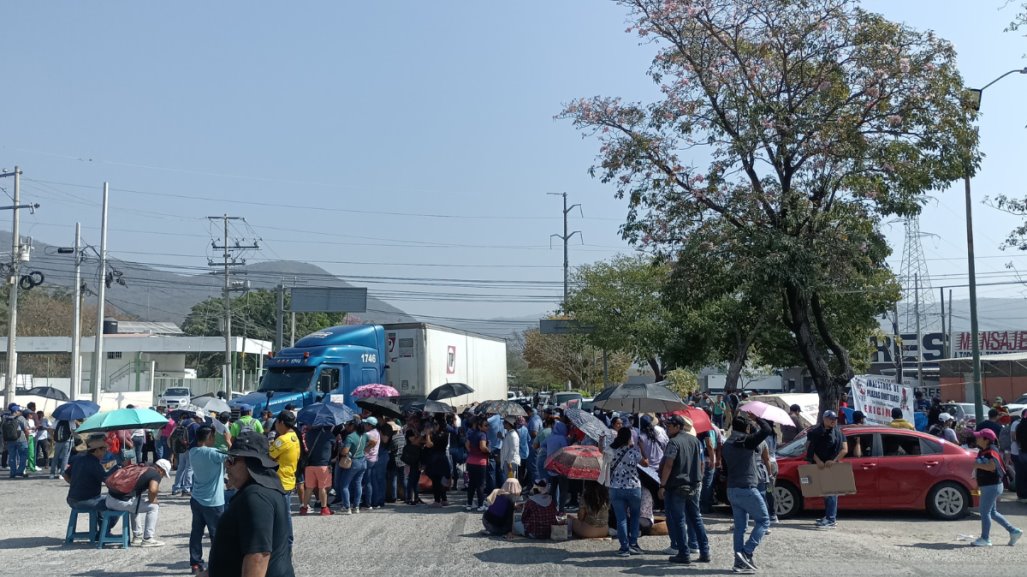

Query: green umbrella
[76,407,169,433]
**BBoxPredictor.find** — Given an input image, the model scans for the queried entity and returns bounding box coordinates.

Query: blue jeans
[683,489,709,555]
[699,466,716,514]
[362,458,378,507]
[338,457,367,509]
[282,490,293,547]
[132,436,146,464]
[728,487,770,555]
[526,446,538,484]
[173,450,193,493]
[664,487,691,553]
[371,453,389,507]
[823,494,838,523]
[155,438,167,461]
[188,499,224,567]
[51,440,72,477]
[386,454,399,502]
[9,442,27,478]
[609,486,641,551]
[979,482,1015,541]
[486,450,501,494]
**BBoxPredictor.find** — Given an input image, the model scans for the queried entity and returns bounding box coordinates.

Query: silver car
[157,387,192,408]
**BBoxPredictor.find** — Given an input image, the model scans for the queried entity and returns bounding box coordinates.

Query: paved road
[3,474,1025,576]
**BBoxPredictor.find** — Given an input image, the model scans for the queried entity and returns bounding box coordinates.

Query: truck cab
[229,324,386,416]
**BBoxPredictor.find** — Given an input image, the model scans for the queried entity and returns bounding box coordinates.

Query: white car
[157,387,192,408]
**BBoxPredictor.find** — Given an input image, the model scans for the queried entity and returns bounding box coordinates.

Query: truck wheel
[773,481,802,519]
[927,482,969,520]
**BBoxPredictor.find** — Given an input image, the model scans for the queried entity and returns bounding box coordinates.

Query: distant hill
[1,232,417,326]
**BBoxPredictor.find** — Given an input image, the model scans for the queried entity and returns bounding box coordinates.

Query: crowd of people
[4,386,1026,575]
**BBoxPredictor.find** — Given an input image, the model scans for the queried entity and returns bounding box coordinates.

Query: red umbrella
[544,445,603,481]
[666,406,713,434]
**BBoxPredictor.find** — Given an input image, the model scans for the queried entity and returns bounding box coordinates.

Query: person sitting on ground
[572,480,610,539]
[482,477,522,537]
[104,458,172,547]
[516,478,558,539]
[888,407,915,430]
[64,434,117,539]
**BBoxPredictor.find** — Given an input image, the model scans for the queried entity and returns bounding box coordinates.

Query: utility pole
[891,303,903,385]
[207,215,258,400]
[58,223,83,400]
[1,167,38,409]
[91,184,109,403]
[548,192,582,309]
[275,282,285,352]
[914,274,924,389]
[939,287,946,359]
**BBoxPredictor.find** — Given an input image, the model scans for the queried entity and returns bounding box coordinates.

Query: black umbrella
[564,408,614,443]
[25,386,69,401]
[594,381,687,414]
[591,385,620,405]
[475,400,526,418]
[422,399,455,414]
[356,397,402,419]
[426,382,475,401]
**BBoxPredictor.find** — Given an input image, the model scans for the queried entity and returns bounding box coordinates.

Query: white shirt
[500,429,521,468]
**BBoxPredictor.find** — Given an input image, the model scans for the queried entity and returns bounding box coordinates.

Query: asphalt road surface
[3,474,1026,576]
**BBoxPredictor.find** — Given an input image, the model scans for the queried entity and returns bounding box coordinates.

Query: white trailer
[383,323,508,405]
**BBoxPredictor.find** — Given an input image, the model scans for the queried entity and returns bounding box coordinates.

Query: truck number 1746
[361,353,377,363]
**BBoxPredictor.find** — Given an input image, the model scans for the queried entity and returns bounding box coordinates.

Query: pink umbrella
[352,384,400,398]
[738,400,792,427]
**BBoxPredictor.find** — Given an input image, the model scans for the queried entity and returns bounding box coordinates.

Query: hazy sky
[2,1,1026,330]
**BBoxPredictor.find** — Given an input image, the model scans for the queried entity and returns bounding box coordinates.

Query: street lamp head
[966,88,983,112]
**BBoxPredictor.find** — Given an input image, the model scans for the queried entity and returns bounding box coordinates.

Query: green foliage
[564,255,674,379]
[562,0,972,414]
[664,367,700,397]
[520,326,632,394]
[182,289,346,377]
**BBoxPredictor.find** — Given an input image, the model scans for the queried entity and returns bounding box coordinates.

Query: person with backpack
[171,412,202,496]
[104,457,172,547]
[971,428,1022,547]
[268,410,301,548]
[3,404,31,478]
[50,418,77,479]
[229,404,264,439]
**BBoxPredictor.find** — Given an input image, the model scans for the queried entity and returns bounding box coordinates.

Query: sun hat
[228,431,283,492]
[154,459,172,477]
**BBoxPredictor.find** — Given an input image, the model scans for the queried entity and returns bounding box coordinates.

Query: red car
[772,425,980,520]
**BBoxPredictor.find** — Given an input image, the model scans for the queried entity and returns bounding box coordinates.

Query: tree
[561,0,975,415]
[182,289,347,377]
[521,327,632,393]
[664,367,700,397]
[507,332,566,392]
[564,255,674,380]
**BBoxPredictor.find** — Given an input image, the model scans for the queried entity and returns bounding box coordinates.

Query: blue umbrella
[296,402,354,428]
[53,400,101,421]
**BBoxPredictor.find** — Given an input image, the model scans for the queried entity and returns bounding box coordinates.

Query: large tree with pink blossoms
[561,0,979,414]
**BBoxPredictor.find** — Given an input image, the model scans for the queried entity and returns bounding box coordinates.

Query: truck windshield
[259,367,316,392]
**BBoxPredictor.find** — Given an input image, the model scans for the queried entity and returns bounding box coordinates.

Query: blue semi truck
[228,322,507,416]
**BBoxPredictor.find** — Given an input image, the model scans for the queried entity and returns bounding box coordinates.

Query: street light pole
[963,67,1027,424]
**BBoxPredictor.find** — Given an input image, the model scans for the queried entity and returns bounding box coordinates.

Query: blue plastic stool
[65,507,98,544]
[95,510,132,549]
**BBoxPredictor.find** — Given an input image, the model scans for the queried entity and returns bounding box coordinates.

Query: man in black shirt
[658,415,708,565]
[976,409,1003,438]
[204,431,293,577]
[64,434,115,538]
[805,410,847,529]
[722,412,773,573]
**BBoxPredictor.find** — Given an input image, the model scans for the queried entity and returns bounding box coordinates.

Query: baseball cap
[822,410,838,419]
[974,429,998,442]
[937,412,953,423]
[665,415,686,428]
[154,459,172,477]
[364,416,379,427]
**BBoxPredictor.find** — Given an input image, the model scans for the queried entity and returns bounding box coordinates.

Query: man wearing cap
[805,410,847,529]
[3,404,30,478]
[230,405,265,438]
[64,434,116,538]
[269,411,300,547]
[204,431,294,577]
[104,457,172,547]
[189,426,229,574]
[658,414,708,565]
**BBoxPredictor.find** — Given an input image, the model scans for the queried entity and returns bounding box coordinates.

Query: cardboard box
[796,462,857,498]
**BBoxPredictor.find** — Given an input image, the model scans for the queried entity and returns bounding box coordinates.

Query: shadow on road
[898,542,968,551]
[0,537,65,550]
[474,546,728,574]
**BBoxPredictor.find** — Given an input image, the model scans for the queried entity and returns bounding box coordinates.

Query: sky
[2,0,1027,332]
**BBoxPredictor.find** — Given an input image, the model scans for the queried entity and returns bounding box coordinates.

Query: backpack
[927,423,945,439]
[2,416,21,442]
[105,464,151,495]
[54,420,72,443]
[170,424,190,454]
[237,417,257,436]
[998,423,1013,452]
